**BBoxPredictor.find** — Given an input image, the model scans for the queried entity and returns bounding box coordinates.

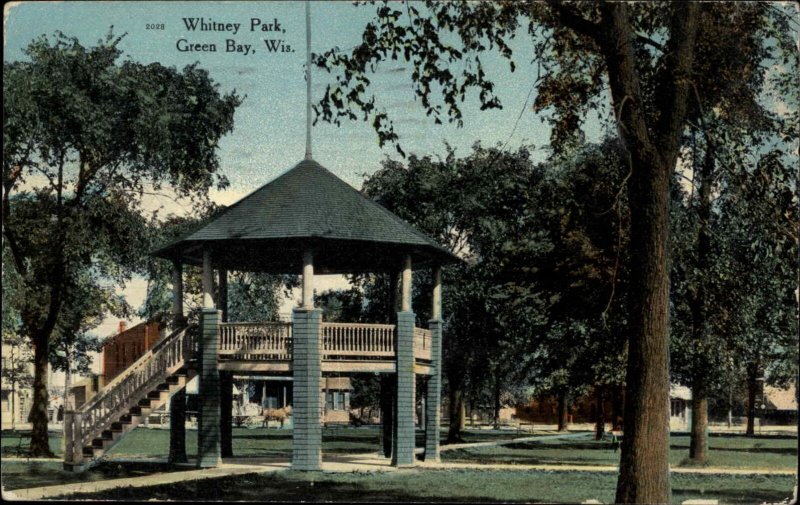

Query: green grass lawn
[442,432,798,470]
[3,427,795,502]
[49,468,795,504]
[1,430,62,457]
[0,425,537,461]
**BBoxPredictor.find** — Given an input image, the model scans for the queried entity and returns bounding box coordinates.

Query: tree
[717,151,798,435]
[49,269,127,410]
[2,30,242,456]
[1,263,33,430]
[141,213,296,326]
[360,140,631,442]
[664,2,795,462]
[226,272,295,323]
[362,144,547,442]
[312,3,796,500]
[315,288,381,423]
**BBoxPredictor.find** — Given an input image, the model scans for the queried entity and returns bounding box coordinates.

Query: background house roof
[669,384,692,401]
[764,384,798,411]
[152,159,458,273]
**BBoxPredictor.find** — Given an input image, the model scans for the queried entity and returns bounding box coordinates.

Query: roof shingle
[152,159,458,273]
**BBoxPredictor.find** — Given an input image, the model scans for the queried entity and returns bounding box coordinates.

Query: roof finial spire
[304,0,312,160]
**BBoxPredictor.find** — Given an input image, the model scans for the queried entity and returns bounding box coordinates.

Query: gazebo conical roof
[152,159,459,274]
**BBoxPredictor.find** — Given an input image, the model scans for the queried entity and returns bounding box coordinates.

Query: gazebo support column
[168,388,187,464]
[425,321,443,461]
[217,268,232,458]
[302,249,314,309]
[380,374,394,458]
[292,308,323,470]
[218,269,228,323]
[202,250,214,309]
[171,261,186,329]
[393,255,415,467]
[197,308,221,468]
[220,371,233,458]
[425,266,443,461]
[293,249,322,471]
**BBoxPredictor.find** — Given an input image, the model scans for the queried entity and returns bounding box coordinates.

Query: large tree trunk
[28,336,53,457]
[612,386,624,430]
[557,390,569,432]
[169,388,188,463]
[614,151,673,504]
[689,137,715,464]
[746,371,758,436]
[595,386,606,441]
[689,387,708,462]
[446,387,465,443]
[596,2,699,501]
[492,373,501,429]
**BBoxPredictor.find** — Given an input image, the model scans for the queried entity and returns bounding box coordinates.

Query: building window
[325,391,349,411]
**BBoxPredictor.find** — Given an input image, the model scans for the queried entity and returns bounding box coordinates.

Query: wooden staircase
[80,373,188,462]
[64,325,196,472]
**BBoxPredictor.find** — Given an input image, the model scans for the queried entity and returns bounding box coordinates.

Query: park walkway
[4,431,796,501]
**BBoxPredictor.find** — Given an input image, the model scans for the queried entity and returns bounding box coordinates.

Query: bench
[601,431,621,451]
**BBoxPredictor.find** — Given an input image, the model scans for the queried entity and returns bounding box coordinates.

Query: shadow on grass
[503,441,615,451]
[55,472,537,503]
[320,435,381,444]
[670,445,798,455]
[0,459,185,491]
[673,486,792,505]
[233,432,293,441]
[707,433,798,440]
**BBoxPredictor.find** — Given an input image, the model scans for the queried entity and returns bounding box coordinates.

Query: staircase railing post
[73,412,84,466]
[64,411,74,464]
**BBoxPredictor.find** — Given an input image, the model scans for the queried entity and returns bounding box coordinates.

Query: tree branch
[653,2,701,159]
[2,165,28,276]
[546,1,602,45]
[636,34,665,53]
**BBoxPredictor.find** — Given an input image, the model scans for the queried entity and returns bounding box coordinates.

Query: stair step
[166,375,185,385]
[138,398,152,407]
[157,383,170,391]
[101,430,115,440]
[130,405,151,416]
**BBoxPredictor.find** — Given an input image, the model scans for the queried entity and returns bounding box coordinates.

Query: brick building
[101,321,163,383]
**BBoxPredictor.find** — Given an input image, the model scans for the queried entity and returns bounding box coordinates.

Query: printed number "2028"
[146,24,165,30]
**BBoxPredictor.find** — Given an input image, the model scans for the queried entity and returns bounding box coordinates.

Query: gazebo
[61,1,456,471]
[151,158,458,470]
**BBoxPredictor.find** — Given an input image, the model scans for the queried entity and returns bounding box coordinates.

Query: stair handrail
[77,324,192,415]
[65,324,195,464]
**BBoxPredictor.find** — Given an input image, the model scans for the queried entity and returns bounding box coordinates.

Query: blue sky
[4,1,604,346]
[4,1,606,193]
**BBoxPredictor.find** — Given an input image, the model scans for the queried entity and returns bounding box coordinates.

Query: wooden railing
[219,322,292,360]
[217,321,430,362]
[413,327,432,361]
[321,322,395,359]
[65,325,195,465]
